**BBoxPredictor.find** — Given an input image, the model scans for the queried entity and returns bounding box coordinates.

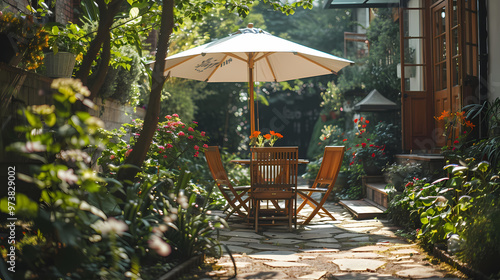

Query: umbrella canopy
[164,24,354,133]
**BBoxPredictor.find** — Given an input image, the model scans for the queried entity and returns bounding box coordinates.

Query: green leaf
[52,26,60,35]
[25,110,43,128]
[420,196,436,206]
[44,113,56,127]
[443,222,455,233]
[130,7,139,18]
[477,161,489,173]
[0,193,38,217]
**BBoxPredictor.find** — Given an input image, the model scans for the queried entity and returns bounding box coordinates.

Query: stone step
[365,182,393,209]
[339,199,385,220]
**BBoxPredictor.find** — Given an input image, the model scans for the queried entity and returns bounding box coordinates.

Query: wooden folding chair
[250,147,298,232]
[204,146,251,219]
[297,146,345,225]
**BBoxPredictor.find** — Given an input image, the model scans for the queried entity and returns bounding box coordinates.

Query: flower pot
[44,52,76,78]
[320,114,328,122]
[329,111,339,120]
[362,162,383,176]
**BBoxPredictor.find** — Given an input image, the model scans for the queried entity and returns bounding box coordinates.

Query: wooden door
[432,1,451,146]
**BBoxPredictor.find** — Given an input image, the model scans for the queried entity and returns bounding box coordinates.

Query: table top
[230,159,309,165]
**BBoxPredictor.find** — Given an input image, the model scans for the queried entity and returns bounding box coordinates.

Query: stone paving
[203,198,466,280]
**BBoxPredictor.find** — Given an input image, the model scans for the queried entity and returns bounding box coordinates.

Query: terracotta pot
[320,114,328,122]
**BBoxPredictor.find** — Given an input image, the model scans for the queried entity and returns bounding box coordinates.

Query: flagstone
[221,240,248,246]
[219,230,262,239]
[299,248,340,253]
[226,245,254,254]
[263,238,302,245]
[332,259,386,271]
[350,245,390,252]
[346,227,379,233]
[233,271,291,280]
[328,252,384,259]
[248,251,300,262]
[298,271,327,279]
[264,261,311,267]
[263,232,300,239]
[228,237,256,243]
[341,222,382,228]
[246,243,295,251]
[302,242,342,249]
[390,248,420,255]
[308,237,339,243]
[217,262,253,268]
[395,267,444,278]
[300,255,318,260]
[296,232,333,239]
[332,272,400,279]
[335,233,365,239]
[349,236,370,242]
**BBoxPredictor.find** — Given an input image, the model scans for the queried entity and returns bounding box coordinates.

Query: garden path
[200,185,466,280]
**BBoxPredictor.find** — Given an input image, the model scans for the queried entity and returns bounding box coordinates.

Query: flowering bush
[249,130,283,147]
[435,110,475,153]
[343,117,388,169]
[0,12,49,70]
[100,113,209,174]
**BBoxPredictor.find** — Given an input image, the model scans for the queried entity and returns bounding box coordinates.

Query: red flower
[354,119,358,123]
[194,145,199,150]
[188,135,194,139]
[371,153,375,157]
[188,127,194,132]
[172,113,179,117]
[454,140,459,144]
[369,144,374,147]
[201,131,206,136]
[166,144,173,148]
[178,131,185,136]
[203,144,208,148]
[343,139,347,141]
[361,143,366,148]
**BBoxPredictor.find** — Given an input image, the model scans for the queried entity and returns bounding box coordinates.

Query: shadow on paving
[197,199,466,280]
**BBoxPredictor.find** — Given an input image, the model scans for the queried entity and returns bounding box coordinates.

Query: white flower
[57,169,78,185]
[23,141,46,153]
[92,217,128,236]
[148,234,171,257]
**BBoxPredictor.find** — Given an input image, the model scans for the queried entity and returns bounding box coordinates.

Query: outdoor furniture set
[205,145,345,232]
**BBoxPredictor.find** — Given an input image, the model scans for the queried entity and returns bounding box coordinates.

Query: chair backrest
[250,147,298,191]
[204,146,230,186]
[314,146,345,186]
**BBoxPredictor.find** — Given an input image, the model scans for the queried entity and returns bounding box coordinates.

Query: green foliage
[1,78,224,279]
[98,45,143,105]
[383,161,422,191]
[44,23,88,55]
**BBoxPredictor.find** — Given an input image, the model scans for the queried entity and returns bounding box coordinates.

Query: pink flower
[194,145,199,150]
[201,131,206,137]
[188,135,194,140]
[193,121,198,124]
[188,127,194,132]
[148,234,171,257]
[125,149,133,157]
[163,155,167,158]
[194,151,199,157]
[165,115,172,119]
[172,113,179,117]
[203,144,208,148]
[178,132,185,137]
[166,144,173,148]
[158,146,165,150]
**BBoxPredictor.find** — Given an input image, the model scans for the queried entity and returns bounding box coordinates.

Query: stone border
[432,246,491,280]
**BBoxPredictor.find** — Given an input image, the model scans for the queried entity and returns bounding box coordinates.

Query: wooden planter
[44,52,76,78]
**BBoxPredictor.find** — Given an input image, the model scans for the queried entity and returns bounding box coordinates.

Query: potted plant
[44,23,87,78]
[353,143,388,175]
[302,157,321,186]
[383,161,422,191]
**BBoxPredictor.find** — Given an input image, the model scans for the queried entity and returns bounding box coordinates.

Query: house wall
[488,0,500,101]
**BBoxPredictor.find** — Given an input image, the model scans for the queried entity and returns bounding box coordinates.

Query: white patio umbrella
[164,24,354,133]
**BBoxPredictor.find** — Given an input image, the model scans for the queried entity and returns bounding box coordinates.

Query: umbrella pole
[248,54,256,134]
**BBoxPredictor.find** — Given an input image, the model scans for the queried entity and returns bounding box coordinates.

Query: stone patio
[202,193,465,280]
